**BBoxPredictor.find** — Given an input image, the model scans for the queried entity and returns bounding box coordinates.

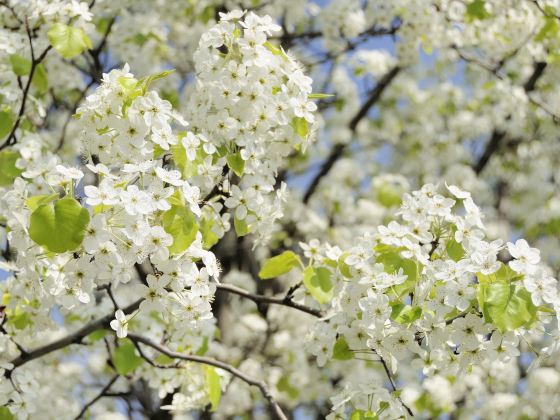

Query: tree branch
[0,18,51,151]
[127,333,289,420]
[378,354,413,417]
[216,283,323,318]
[7,299,142,375]
[302,66,401,203]
[472,61,548,174]
[74,375,119,420]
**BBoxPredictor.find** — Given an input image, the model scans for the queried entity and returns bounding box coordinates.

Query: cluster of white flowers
[0,64,222,416]
[3,0,560,418]
[300,184,559,417]
[187,10,316,241]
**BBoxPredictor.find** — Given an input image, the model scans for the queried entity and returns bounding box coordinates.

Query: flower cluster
[0,65,220,416]
[300,184,559,417]
[187,10,316,241]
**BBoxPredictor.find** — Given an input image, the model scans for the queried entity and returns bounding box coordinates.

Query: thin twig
[6,299,142,375]
[0,18,52,151]
[128,333,289,420]
[302,66,401,203]
[378,354,414,417]
[216,283,323,318]
[74,375,119,420]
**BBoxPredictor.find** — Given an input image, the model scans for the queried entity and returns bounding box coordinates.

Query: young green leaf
[32,64,49,95]
[277,375,299,399]
[26,194,59,211]
[48,23,93,59]
[226,151,245,177]
[234,216,250,237]
[113,339,144,375]
[205,366,221,412]
[291,116,309,138]
[162,205,198,254]
[28,197,90,253]
[390,303,422,324]
[302,266,333,304]
[308,93,335,99]
[478,281,537,332]
[9,54,31,76]
[258,250,302,279]
[0,149,22,186]
[332,337,354,360]
[0,111,14,140]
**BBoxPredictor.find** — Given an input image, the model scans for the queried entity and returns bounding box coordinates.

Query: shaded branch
[216,283,323,318]
[302,66,401,203]
[127,333,289,420]
[378,354,413,417]
[0,19,52,151]
[74,375,119,420]
[472,61,548,174]
[7,298,142,375]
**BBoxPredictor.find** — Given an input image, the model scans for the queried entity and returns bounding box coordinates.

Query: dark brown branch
[473,130,505,175]
[472,61,548,174]
[303,66,401,203]
[127,334,288,420]
[523,61,547,92]
[0,19,52,151]
[7,299,142,375]
[216,283,323,318]
[379,354,414,417]
[74,375,119,420]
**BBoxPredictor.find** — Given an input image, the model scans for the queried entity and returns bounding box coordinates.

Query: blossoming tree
[1,1,560,419]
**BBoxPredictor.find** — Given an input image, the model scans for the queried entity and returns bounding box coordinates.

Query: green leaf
[226,151,245,177]
[478,281,537,332]
[338,254,353,278]
[205,366,221,412]
[377,183,402,207]
[291,117,309,138]
[48,23,93,59]
[302,266,333,304]
[26,194,59,211]
[7,310,33,330]
[161,89,180,108]
[476,262,522,285]
[196,336,209,356]
[32,63,48,95]
[350,410,378,420]
[136,69,175,94]
[277,375,299,399]
[0,111,14,140]
[258,251,302,279]
[390,303,422,324]
[375,245,418,297]
[263,41,283,56]
[29,197,90,253]
[162,205,198,255]
[86,329,109,342]
[0,150,22,186]
[308,93,335,99]
[536,15,559,42]
[446,239,465,262]
[465,0,490,21]
[0,406,14,420]
[113,339,144,375]
[9,54,31,76]
[200,215,220,249]
[234,216,250,237]
[332,337,354,360]
[154,354,175,365]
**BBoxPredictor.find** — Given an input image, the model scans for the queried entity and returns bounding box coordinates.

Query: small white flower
[110,310,129,338]
[56,165,84,180]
